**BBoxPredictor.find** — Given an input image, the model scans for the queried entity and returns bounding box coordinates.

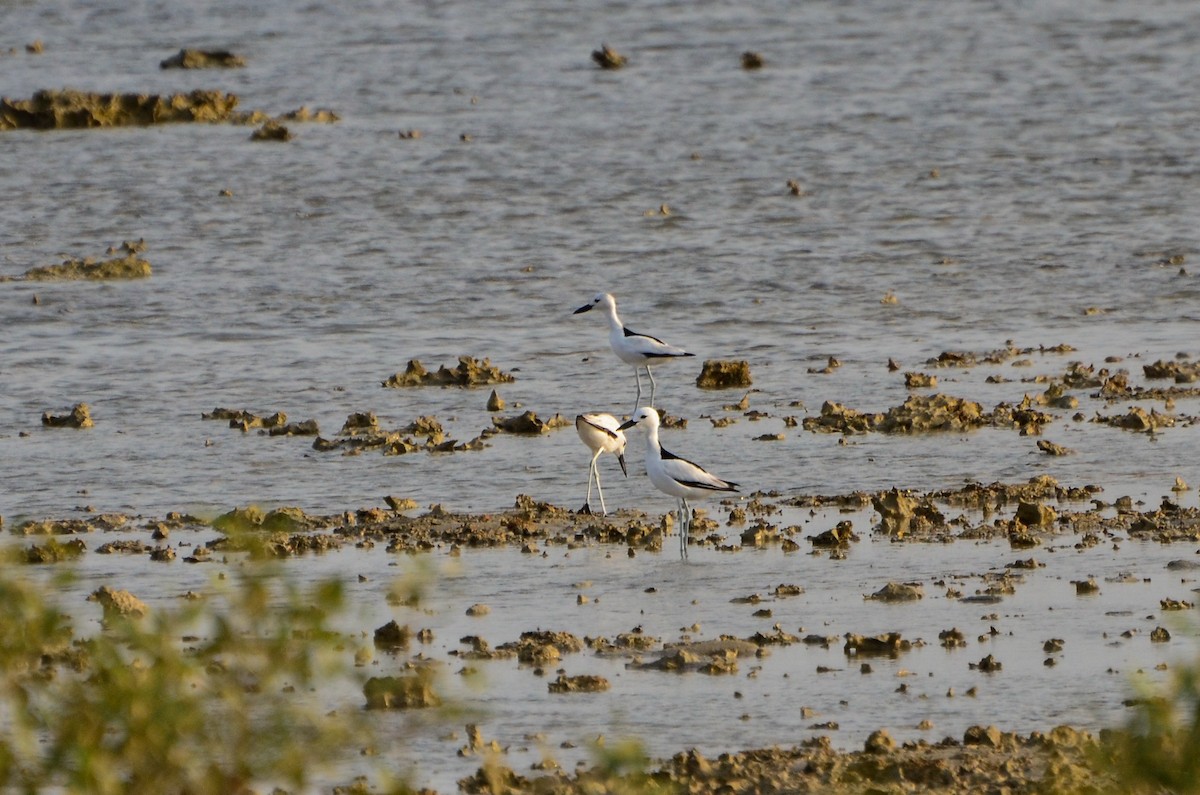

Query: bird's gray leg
[675,499,683,556]
[632,368,644,414]
[646,366,657,407]
[595,458,608,516]
[681,498,690,558]
[584,450,601,513]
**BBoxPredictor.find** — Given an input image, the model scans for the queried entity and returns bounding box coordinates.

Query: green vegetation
[0,566,416,794]
[1104,648,1200,794]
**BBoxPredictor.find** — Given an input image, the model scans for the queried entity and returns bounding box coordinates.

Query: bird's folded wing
[660,449,738,491]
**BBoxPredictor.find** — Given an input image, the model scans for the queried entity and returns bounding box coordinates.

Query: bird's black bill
[617,419,637,431]
[573,304,593,314]
[617,453,628,477]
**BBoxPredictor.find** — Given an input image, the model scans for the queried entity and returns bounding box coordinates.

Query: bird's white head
[617,406,659,433]
[573,292,616,315]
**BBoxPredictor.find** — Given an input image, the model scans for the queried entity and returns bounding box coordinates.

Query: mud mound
[382,357,515,388]
[160,49,246,69]
[8,240,150,282]
[0,89,340,132]
[0,89,240,130]
[42,403,93,428]
[696,360,753,388]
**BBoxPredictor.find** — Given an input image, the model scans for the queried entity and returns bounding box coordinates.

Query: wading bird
[618,406,738,558]
[574,292,694,410]
[575,412,627,515]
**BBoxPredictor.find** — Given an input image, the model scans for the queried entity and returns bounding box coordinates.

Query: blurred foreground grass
[1103,646,1200,795]
[0,564,415,794]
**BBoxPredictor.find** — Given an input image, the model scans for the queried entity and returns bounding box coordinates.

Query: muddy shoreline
[458,726,1115,794]
[8,477,1198,792]
[14,473,1198,551]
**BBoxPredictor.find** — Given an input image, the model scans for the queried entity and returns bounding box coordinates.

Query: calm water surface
[3,0,1200,789]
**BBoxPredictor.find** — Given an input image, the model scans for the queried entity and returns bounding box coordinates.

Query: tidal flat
[7,463,1200,791]
[4,0,1200,790]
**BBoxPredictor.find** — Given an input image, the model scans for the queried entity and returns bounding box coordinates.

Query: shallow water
[3,0,1200,789]
[4,0,1200,519]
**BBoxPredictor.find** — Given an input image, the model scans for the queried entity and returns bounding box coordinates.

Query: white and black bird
[575,412,628,516]
[618,406,739,558]
[574,292,694,410]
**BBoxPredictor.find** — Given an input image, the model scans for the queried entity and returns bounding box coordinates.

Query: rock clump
[373,620,413,651]
[926,343,1076,368]
[865,582,925,602]
[491,411,571,434]
[741,51,765,69]
[14,240,150,281]
[42,403,93,428]
[1092,405,1175,432]
[25,538,87,563]
[460,725,1114,794]
[0,89,240,129]
[313,411,488,455]
[872,488,945,538]
[382,357,515,388]
[250,121,290,142]
[1143,358,1200,382]
[210,505,329,534]
[547,674,610,693]
[844,632,912,657]
[363,670,440,709]
[592,44,626,69]
[88,585,147,618]
[808,520,858,547]
[0,88,338,131]
[803,394,989,434]
[905,371,938,388]
[497,630,584,664]
[696,359,753,388]
[160,49,246,69]
[203,407,288,431]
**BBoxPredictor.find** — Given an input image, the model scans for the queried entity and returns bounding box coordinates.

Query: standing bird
[575,413,628,516]
[574,292,694,411]
[618,406,739,558]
